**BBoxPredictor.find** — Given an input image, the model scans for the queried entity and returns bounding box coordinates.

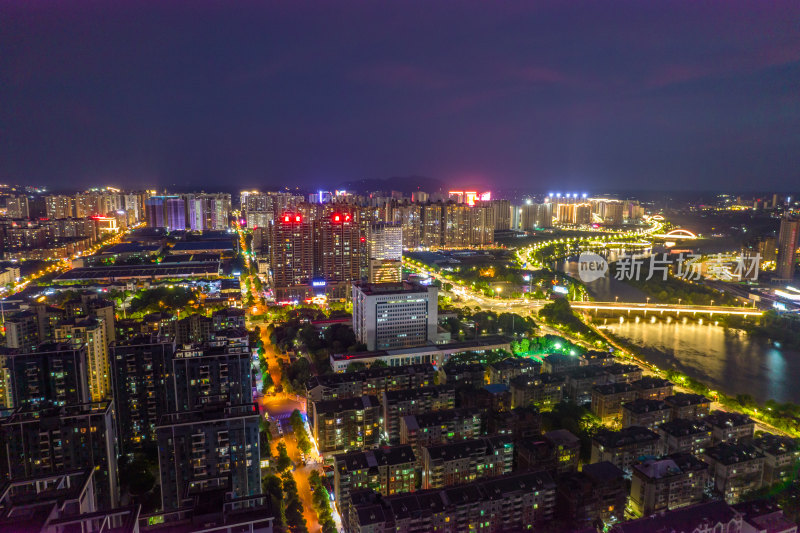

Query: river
[555,246,800,405]
[603,320,800,404]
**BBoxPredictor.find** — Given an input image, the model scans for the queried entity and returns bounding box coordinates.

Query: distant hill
[336,176,447,195]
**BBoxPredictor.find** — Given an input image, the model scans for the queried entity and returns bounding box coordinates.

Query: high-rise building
[758,236,777,263]
[0,401,120,509]
[4,311,40,351]
[491,199,512,230]
[270,212,314,299]
[169,338,253,412]
[421,204,443,248]
[1,343,89,410]
[5,195,30,219]
[444,204,471,247]
[156,403,261,510]
[44,195,74,219]
[368,223,403,283]
[352,281,438,351]
[604,202,624,226]
[390,203,422,248]
[146,195,186,231]
[53,317,109,402]
[574,203,592,225]
[776,216,799,281]
[110,336,176,454]
[316,207,362,285]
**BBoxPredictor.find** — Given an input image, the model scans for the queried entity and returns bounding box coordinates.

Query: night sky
[2,1,799,193]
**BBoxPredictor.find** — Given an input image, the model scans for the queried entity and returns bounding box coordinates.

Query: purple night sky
[1,1,798,191]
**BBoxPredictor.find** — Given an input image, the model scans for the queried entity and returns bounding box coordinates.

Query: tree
[282,472,309,533]
[275,441,292,472]
[289,409,312,455]
[262,474,286,528]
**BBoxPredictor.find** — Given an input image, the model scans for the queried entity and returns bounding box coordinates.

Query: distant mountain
[336,176,447,195]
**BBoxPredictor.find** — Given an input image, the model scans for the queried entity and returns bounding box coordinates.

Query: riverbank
[594,323,800,438]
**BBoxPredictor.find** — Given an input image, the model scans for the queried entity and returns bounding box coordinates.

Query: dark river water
[557,249,800,405]
[603,321,800,404]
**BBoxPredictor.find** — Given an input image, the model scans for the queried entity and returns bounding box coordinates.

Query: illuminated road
[570,301,763,316]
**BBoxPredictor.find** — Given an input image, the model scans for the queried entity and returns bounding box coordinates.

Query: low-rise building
[347,470,557,533]
[334,445,416,518]
[556,461,627,527]
[603,363,643,384]
[421,435,513,489]
[591,426,664,473]
[509,373,565,411]
[563,365,608,404]
[611,501,742,533]
[544,429,581,473]
[310,395,382,454]
[621,399,672,430]
[664,393,711,420]
[632,376,674,400]
[657,418,713,455]
[382,386,455,444]
[591,382,638,424]
[751,433,800,486]
[487,405,542,443]
[399,407,484,463]
[582,350,615,367]
[515,436,558,474]
[703,442,765,503]
[542,353,585,374]
[439,363,485,389]
[630,453,709,517]
[305,363,436,403]
[706,411,755,444]
[732,499,798,533]
[486,357,540,385]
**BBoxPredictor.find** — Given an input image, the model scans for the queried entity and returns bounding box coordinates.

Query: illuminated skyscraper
[368,223,402,283]
[270,212,314,299]
[776,216,799,281]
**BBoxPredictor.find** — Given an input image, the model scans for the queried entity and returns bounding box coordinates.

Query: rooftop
[752,433,800,457]
[335,445,416,472]
[706,410,754,428]
[313,395,380,415]
[633,453,707,480]
[632,376,674,390]
[171,240,234,252]
[657,418,711,437]
[704,442,765,465]
[353,280,431,296]
[612,501,740,533]
[622,398,671,415]
[383,386,454,404]
[488,357,540,371]
[593,426,662,448]
[424,436,512,462]
[544,429,580,447]
[664,392,711,407]
[582,461,625,484]
[593,382,636,395]
[403,407,483,431]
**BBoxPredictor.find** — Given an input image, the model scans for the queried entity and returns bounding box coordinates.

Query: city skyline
[1,3,800,532]
[2,1,799,192]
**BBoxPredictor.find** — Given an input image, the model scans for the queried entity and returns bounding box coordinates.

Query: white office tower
[352,281,438,351]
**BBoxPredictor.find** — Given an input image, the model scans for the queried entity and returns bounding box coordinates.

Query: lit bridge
[570,301,763,316]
